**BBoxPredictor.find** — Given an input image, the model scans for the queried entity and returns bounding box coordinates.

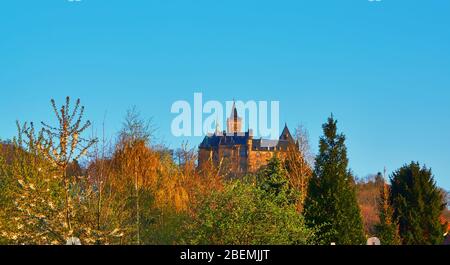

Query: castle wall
[246,149,288,173]
[198,149,213,168]
[198,145,248,175]
[199,144,290,175]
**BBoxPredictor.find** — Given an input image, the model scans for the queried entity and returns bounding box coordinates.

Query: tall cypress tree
[303,115,365,245]
[390,162,446,245]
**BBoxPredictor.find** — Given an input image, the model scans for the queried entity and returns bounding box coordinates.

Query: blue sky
[0,0,449,189]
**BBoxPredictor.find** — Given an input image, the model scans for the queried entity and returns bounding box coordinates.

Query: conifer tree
[375,177,401,245]
[303,115,365,245]
[390,162,446,245]
[257,156,297,206]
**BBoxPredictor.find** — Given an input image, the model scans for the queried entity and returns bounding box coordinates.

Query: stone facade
[198,102,297,175]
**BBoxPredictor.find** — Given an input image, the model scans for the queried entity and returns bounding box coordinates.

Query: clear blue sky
[0,1,449,189]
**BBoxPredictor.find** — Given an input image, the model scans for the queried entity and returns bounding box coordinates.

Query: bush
[182,180,316,245]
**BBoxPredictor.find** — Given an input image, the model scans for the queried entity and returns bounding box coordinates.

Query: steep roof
[199,132,295,151]
[251,138,292,151]
[199,133,249,149]
[279,123,295,143]
[229,101,239,120]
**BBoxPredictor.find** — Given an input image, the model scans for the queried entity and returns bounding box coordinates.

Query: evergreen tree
[257,156,298,206]
[390,162,446,245]
[375,179,401,245]
[303,115,365,245]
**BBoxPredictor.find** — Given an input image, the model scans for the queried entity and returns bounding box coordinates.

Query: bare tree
[284,124,314,212]
[119,106,156,145]
[294,124,314,167]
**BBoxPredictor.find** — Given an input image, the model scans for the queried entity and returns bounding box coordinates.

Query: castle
[198,102,297,175]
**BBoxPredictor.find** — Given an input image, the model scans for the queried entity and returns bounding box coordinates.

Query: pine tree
[390,162,446,245]
[303,115,365,245]
[257,156,298,206]
[375,178,401,245]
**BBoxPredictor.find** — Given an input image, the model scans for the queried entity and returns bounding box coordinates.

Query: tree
[284,125,313,211]
[390,162,447,245]
[119,106,156,145]
[183,180,317,245]
[257,156,298,206]
[112,107,157,245]
[293,124,315,167]
[84,123,130,245]
[0,144,14,244]
[0,130,69,244]
[110,108,191,245]
[375,178,401,245]
[303,115,365,245]
[0,97,99,244]
[40,97,97,233]
[0,123,97,244]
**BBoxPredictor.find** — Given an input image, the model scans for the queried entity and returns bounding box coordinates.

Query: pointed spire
[230,100,238,119]
[280,123,295,143]
[227,99,242,133]
[214,114,221,135]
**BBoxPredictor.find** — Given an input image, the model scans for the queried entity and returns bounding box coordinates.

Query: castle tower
[279,123,295,143]
[227,101,242,134]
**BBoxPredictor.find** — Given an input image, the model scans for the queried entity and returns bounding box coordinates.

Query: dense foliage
[390,162,447,245]
[303,116,365,245]
[375,181,401,245]
[183,179,316,245]
[0,99,448,245]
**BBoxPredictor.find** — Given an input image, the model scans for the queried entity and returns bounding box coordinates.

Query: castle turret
[246,129,254,150]
[279,123,295,143]
[227,101,242,134]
